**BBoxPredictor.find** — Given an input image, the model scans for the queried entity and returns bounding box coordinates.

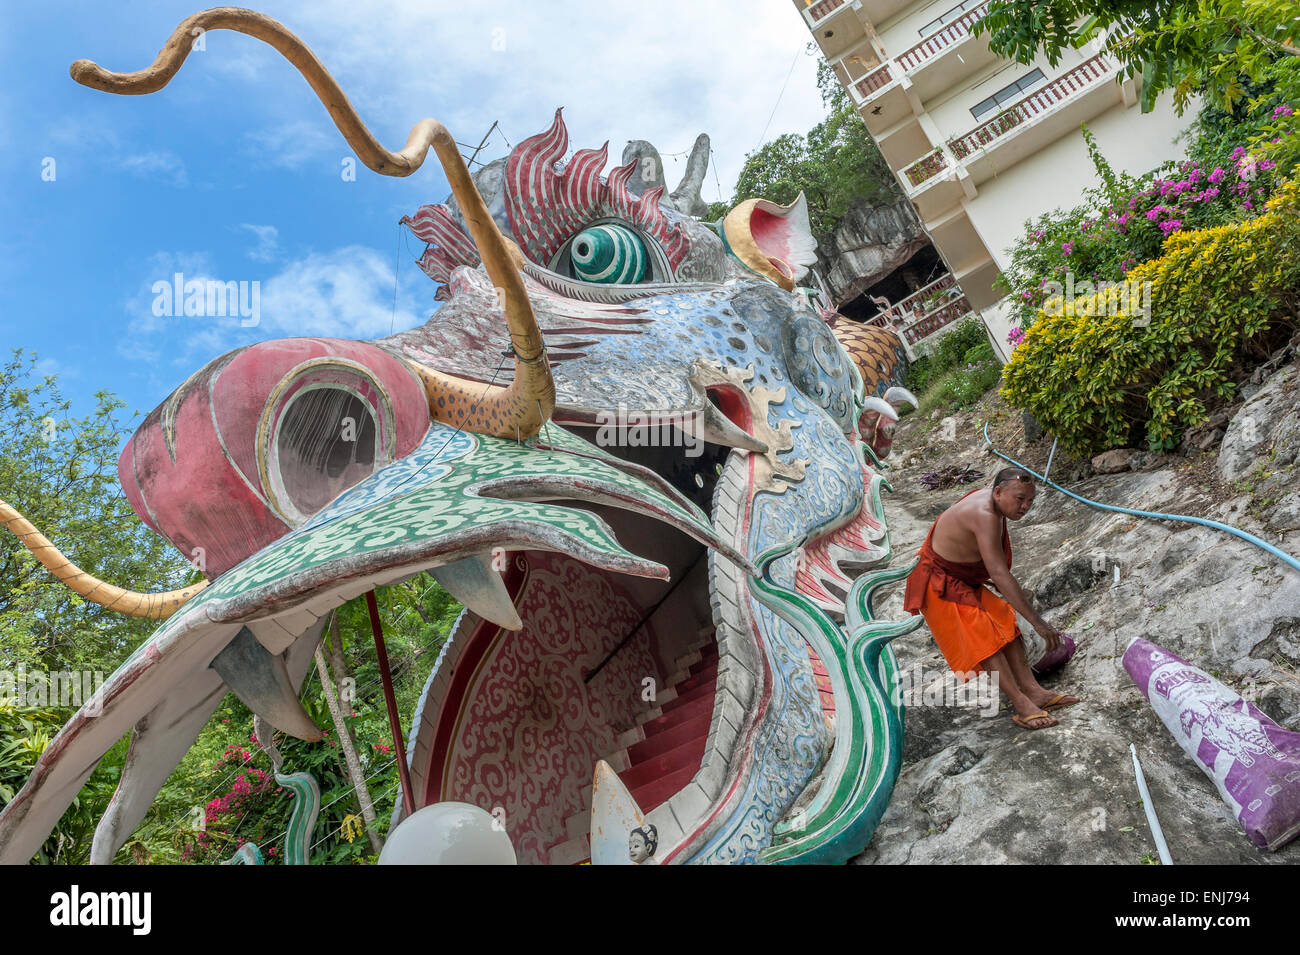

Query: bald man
[903,467,1078,730]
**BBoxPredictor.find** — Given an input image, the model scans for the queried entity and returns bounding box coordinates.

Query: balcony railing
[948,55,1112,158]
[867,273,956,326]
[895,1,990,73]
[866,273,973,349]
[855,63,892,97]
[902,148,947,188]
[900,297,972,345]
[806,0,848,25]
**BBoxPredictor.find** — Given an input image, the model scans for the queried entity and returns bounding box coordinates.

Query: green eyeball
[569,223,647,284]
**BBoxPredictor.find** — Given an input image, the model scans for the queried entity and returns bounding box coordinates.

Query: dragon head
[0,6,919,866]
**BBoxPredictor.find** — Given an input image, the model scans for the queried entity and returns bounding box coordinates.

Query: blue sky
[0,0,827,432]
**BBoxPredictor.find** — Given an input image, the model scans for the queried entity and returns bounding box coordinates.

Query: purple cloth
[1031,634,1076,676]
[1123,636,1300,851]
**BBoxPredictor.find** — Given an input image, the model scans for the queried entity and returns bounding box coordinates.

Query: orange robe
[902,490,1019,676]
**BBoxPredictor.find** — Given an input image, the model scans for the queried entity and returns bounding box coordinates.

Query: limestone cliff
[815,198,932,305]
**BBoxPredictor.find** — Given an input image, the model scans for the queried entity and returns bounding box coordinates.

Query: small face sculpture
[628,825,657,864]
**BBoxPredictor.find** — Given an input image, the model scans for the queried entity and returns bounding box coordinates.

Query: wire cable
[982,421,1300,576]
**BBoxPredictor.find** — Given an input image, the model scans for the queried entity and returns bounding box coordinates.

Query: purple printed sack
[1019,630,1077,675]
[1123,636,1300,851]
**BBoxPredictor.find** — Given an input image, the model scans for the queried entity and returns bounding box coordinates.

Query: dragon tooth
[686,403,769,453]
[883,386,918,410]
[590,759,654,865]
[209,627,323,742]
[862,396,899,422]
[430,554,523,631]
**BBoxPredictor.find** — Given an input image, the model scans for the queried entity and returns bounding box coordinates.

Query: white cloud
[40,112,191,186]
[208,0,826,200]
[120,246,428,368]
[257,246,424,340]
[120,251,220,363]
[241,119,339,170]
[240,224,280,262]
[118,150,189,187]
[34,356,78,381]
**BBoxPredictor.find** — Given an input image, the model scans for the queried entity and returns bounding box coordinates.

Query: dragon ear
[722,192,818,291]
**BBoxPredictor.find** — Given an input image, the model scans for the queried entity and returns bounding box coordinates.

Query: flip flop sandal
[1011,711,1056,730]
[1043,693,1080,711]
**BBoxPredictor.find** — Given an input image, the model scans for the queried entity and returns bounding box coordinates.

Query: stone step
[673,661,719,696]
[614,725,647,750]
[627,710,714,764]
[659,676,716,714]
[619,734,709,791]
[631,763,700,813]
[548,832,590,866]
[641,691,713,735]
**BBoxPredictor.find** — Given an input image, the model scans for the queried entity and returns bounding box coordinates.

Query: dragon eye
[567,223,648,284]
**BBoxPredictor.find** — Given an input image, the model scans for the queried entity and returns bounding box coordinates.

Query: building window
[970,68,1046,120]
[918,0,985,38]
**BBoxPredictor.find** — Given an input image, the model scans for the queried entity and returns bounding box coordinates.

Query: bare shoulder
[933,490,994,561]
[952,489,996,524]
[953,490,1002,543]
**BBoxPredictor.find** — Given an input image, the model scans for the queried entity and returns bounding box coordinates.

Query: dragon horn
[0,498,207,620]
[70,7,554,439]
[669,134,710,216]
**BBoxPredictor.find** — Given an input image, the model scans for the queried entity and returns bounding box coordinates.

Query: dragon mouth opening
[400,439,748,865]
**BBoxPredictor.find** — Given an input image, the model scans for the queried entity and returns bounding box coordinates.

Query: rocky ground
[852,360,1300,865]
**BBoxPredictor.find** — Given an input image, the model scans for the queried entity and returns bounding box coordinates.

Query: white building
[796,0,1193,360]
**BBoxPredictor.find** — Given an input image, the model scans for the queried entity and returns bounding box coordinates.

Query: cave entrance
[835,246,945,322]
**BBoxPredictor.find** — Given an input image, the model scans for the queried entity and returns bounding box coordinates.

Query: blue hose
[982,421,1300,577]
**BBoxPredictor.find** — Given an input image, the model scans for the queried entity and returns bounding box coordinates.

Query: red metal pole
[365,590,417,818]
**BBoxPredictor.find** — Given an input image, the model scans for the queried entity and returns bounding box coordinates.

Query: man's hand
[1035,621,1064,652]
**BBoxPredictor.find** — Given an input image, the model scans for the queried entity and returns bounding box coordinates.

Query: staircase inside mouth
[546,628,720,865]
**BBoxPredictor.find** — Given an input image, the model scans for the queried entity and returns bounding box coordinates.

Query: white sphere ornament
[378,801,517,865]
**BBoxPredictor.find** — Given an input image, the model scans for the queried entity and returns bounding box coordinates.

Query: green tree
[0,350,196,674]
[0,350,198,862]
[139,577,462,865]
[0,350,467,864]
[973,0,1300,113]
[729,58,900,239]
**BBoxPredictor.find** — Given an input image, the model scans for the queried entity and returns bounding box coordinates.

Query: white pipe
[1130,743,1174,865]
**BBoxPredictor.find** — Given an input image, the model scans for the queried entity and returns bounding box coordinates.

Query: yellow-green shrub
[1001,177,1300,455]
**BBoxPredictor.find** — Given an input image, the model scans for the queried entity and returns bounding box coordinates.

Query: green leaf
[1140,58,1159,113]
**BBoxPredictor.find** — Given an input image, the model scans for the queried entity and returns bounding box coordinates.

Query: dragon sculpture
[0,7,921,865]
